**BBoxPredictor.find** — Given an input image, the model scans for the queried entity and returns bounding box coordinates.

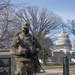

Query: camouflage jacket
[10,33,41,56]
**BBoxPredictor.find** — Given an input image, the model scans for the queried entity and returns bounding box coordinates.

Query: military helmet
[22,23,30,29]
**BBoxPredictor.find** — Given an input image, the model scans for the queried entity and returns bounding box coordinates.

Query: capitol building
[55,26,72,53]
[51,26,75,63]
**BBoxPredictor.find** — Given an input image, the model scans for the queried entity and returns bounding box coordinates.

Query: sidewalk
[37,69,63,75]
[36,69,75,75]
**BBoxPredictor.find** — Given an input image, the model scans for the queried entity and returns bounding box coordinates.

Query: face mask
[22,29,29,35]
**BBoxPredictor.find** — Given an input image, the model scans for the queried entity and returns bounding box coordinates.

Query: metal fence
[0,50,12,75]
[0,58,11,75]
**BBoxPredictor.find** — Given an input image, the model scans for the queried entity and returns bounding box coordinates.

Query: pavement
[37,69,63,75]
[36,68,75,75]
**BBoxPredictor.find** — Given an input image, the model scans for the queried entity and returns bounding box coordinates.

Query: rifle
[34,56,45,73]
[29,52,45,73]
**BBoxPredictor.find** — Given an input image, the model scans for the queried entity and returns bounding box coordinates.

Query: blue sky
[11,0,75,42]
[12,0,75,21]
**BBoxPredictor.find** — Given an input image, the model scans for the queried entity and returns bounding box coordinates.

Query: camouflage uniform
[10,23,41,75]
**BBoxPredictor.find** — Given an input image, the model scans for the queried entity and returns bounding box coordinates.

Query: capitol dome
[56,29,70,46]
[55,26,72,52]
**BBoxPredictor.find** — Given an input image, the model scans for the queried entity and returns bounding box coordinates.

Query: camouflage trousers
[15,58,35,75]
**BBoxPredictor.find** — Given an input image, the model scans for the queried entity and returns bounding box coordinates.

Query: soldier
[10,23,41,75]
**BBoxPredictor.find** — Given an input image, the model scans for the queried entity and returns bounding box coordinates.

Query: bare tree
[65,20,75,36]
[0,0,10,10]
[0,1,28,49]
[0,6,16,48]
[14,7,62,37]
[38,37,52,65]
